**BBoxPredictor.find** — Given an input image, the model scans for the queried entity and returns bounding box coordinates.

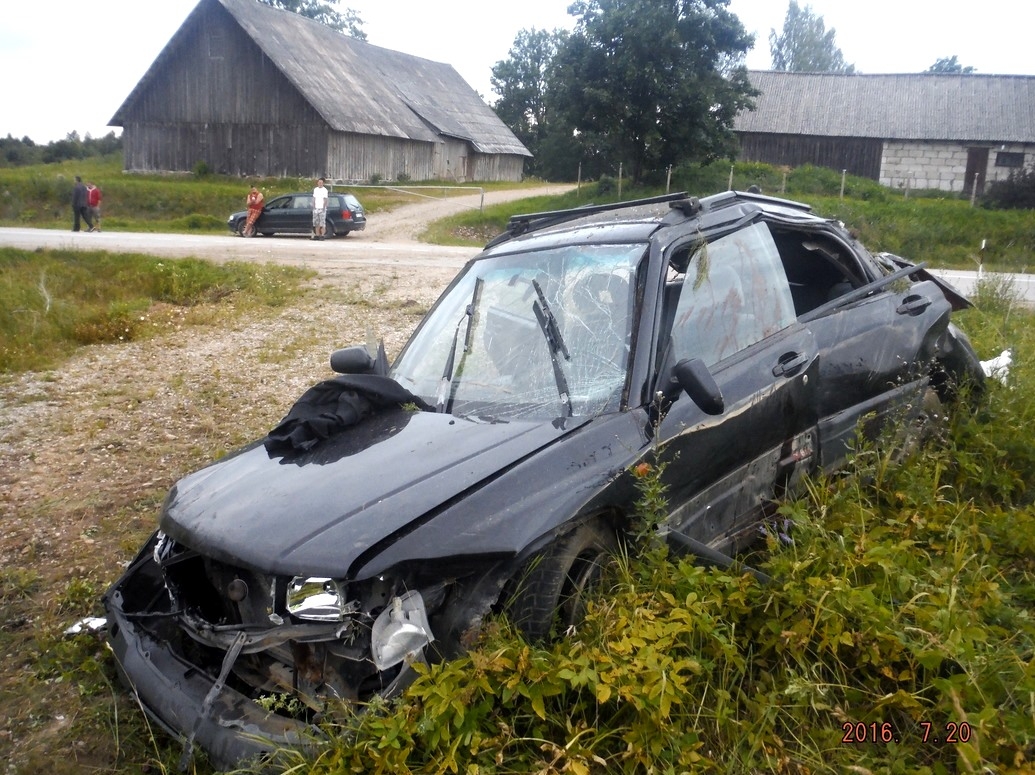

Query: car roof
[269,191,353,198]
[480,190,829,257]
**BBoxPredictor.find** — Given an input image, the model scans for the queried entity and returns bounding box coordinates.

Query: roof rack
[485,191,696,248]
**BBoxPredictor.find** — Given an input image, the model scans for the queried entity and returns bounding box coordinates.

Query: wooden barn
[734,71,1035,195]
[109,0,531,182]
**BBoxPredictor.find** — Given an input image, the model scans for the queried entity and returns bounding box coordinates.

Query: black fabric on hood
[264,374,433,454]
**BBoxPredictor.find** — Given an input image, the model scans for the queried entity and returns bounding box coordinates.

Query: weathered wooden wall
[470,153,526,183]
[122,123,331,177]
[737,133,883,180]
[325,133,437,182]
[119,2,332,175]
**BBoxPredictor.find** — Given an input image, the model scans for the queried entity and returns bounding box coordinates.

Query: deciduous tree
[258,0,366,39]
[926,55,975,74]
[491,28,568,177]
[548,0,756,184]
[769,1,854,73]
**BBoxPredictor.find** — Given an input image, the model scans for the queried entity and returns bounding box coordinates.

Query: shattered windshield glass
[391,244,644,420]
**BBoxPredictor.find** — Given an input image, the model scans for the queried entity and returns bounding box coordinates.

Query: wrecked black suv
[104,191,984,769]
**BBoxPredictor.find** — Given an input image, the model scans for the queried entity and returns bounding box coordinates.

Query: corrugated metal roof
[115,0,530,156]
[735,71,1035,143]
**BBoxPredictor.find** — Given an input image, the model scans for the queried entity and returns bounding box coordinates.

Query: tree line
[0,131,122,168]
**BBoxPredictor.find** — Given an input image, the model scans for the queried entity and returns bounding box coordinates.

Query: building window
[995,151,1025,168]
[208,31,225,59]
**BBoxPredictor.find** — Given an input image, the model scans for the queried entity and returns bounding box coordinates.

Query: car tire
[325,221,336,239]
[507,521,618,642]
[236,220,248,237]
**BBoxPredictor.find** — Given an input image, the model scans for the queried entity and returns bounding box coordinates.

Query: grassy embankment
[428,162,1035,273]
[0,163,1033,773]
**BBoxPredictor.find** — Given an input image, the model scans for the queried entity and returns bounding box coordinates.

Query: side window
[291,196,313,209]
[670,222,796,368]
[769,228,866,315]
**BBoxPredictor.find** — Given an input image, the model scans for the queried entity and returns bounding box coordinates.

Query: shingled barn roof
[735,71,1035,144]
[111,0,530,157]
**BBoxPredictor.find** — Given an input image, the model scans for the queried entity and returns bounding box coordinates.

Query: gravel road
[0,184,575,278]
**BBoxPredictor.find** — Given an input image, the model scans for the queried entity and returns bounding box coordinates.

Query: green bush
[983,166,1035,210]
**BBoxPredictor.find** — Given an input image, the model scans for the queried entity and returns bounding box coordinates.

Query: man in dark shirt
[72,176,94,232]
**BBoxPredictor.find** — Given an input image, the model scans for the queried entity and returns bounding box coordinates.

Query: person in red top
[243,186,264,237]
[86,183,102,232]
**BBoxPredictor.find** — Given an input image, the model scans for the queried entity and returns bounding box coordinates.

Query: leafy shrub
[983,166,1035,210]
[290,408,1035,773]
[192,160,211,177]
[171,213,224,231]
[71,300,146,344]
[596,175,616,195]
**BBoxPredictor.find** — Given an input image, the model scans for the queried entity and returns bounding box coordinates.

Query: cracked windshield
[391,244,644,420]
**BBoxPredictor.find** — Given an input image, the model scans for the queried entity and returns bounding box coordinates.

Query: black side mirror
[330,345,375,374]
[671,358,724,415]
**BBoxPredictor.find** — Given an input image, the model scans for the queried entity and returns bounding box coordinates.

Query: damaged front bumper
[102,537,437,771]
[106,585,310,770]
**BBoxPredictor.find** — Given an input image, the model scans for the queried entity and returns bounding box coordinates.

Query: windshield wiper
[435,278,483,412]
[531,279,573,416]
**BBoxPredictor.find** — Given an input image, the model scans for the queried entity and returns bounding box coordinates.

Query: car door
[803,278,953,468]
[655,222,819,552]
[261,195,294,233]
[285,195,313,233]
[769,224,955,469]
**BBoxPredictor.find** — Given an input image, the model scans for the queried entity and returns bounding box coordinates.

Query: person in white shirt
[312,178,329,240]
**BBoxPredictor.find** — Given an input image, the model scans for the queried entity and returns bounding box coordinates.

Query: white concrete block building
[734,71,1035,195]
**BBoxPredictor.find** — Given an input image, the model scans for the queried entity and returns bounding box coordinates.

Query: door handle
[897,294,932,315]
[772,351,809,378]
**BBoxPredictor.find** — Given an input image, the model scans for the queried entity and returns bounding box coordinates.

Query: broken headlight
[286,576,355,622]
[371,589,433,670]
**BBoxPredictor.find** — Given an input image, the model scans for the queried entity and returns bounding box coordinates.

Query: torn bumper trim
[105,589,312,771]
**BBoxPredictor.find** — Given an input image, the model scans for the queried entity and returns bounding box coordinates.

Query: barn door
[965,148,989,196]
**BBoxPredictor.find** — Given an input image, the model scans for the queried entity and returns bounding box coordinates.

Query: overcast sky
[5,0,1034,144]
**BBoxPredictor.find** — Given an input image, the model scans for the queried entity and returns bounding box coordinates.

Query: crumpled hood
[161,408,582,577]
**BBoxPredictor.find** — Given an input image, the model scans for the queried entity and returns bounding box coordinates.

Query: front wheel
[236,220,249,237]
[507,521,618,642]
